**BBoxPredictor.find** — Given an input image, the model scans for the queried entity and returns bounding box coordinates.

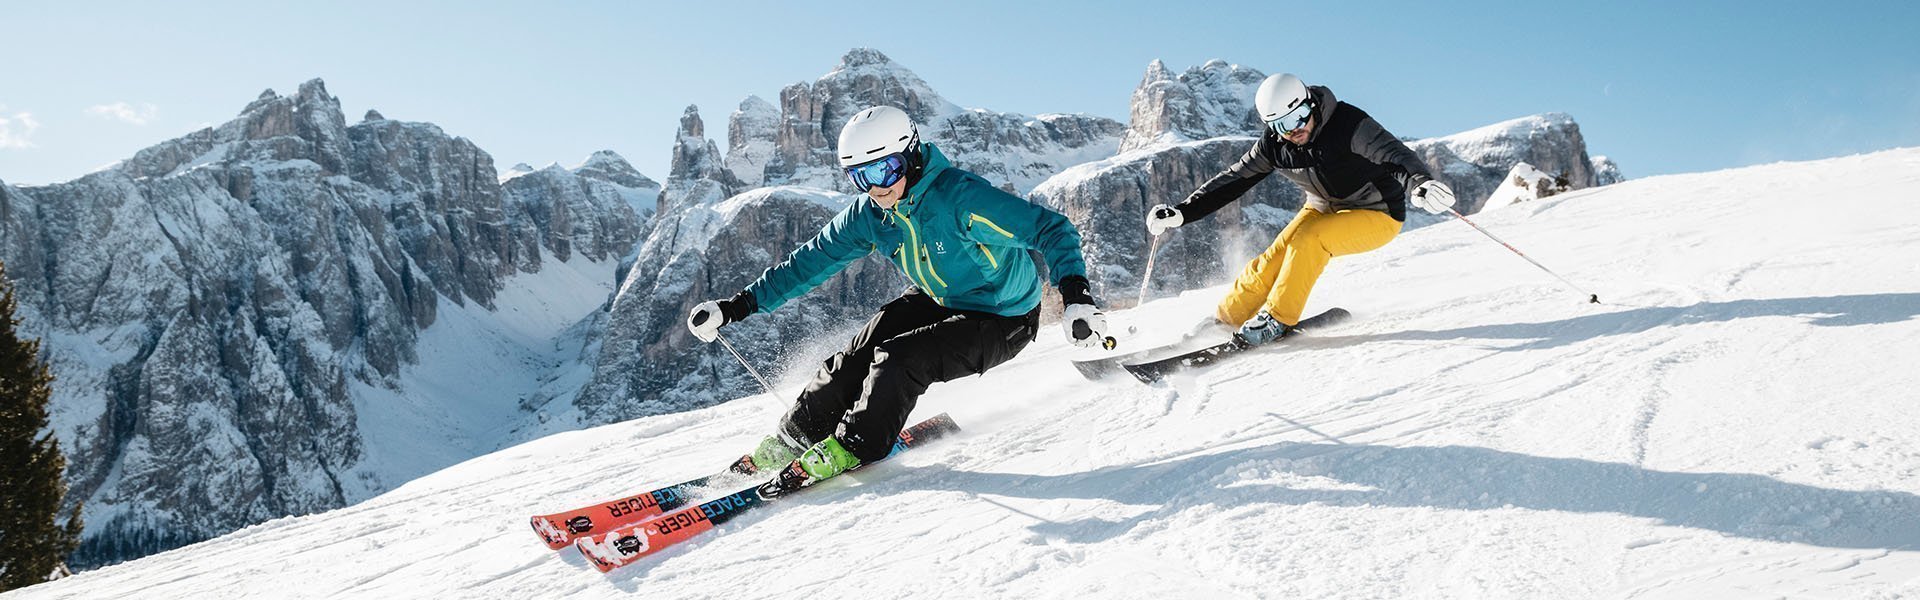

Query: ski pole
[1136,233,1164,307]
[1446,207,1600,304]
[714,331,776,397]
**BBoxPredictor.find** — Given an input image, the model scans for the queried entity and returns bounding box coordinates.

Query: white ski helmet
[837,106,920,167]
[1255,73,1313,131]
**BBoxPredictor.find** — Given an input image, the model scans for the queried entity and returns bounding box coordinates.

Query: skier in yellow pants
[1214,207,1399,328]
[1146,73,1456,345]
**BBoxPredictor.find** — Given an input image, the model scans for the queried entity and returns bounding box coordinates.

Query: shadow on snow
[913,439,1920,552]
[1317,292,1920,352]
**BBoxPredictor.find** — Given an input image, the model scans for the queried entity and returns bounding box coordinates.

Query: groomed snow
[12,148,1920,599]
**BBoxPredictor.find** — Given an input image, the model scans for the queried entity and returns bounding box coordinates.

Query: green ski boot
[761,437,862,497]
[796,437,863,481]
[732,434,805,475]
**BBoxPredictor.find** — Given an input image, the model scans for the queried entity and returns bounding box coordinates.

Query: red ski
[573,413,960,572]
[529,457,759,550]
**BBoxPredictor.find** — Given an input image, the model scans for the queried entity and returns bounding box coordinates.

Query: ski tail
[1121,307,1351,383]
[573,413,961,572]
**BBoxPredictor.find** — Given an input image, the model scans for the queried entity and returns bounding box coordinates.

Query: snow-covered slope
[15,148,1920,598]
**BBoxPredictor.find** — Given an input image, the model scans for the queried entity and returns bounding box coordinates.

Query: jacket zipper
[976,244,998,269]
[891,207,946,299]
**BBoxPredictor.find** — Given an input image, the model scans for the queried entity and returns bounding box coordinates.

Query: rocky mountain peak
[573,150,658,191]
[758,49,1117,192]
[294,78,337,112]
[676,104,707,138]
[837,47,895,69]
[1120,59,1267,152]
[1143,59,1173,83]
[725,96,780,188]
[661,105,734,213]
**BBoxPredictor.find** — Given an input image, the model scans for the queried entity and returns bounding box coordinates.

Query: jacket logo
[934,241,946,254]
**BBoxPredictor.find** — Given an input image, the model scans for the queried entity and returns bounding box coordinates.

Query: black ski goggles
[845,153,907,191]
[1267,101,1314,137]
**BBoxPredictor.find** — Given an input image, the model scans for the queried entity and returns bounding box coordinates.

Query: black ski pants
[780,288,1038,463]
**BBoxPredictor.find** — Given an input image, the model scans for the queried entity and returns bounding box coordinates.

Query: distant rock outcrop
[1119,59,1267,152]
[1409,113,1604,214]
[756,48,1123,194]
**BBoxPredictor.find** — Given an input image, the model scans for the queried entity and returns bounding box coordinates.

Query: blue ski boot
[1234,310,1297,347]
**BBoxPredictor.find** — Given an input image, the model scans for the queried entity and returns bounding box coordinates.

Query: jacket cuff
[721,290,759,322]
[1056,275,1096,307]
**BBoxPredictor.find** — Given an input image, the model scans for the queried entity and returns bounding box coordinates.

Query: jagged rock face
[1409,113,1601,214]
[0,79,646,568]
[661,106,736,214]
[724,96,779,188]
[1030,139,1305,304]
[758,48,1122,194]
[572,187,900,422]
[1592,155,1624,186]
[1119,59,1266,152]
[343,115,517,308]
[937,111,1126,194]
[500,153,654,264]
[573,150,661,194]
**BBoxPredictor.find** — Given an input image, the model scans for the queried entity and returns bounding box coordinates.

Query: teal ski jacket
[744,143,1089,317]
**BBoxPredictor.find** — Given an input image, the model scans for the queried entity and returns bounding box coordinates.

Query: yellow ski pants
[1216,207,1401,327]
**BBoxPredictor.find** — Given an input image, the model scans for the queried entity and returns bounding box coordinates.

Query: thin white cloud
[0,105,41,149]
[86,101,159,125]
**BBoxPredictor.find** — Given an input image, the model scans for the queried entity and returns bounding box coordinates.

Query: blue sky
[2,1,1916,186]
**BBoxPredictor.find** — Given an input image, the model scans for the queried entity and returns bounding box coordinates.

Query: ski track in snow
[13,149,1920,599]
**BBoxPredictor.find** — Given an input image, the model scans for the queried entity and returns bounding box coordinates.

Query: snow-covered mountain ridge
[14,147,1918,599]
[0,79,650,567]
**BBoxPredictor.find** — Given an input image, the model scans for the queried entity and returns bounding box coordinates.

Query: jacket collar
[1305,85,1338,144]
[888,143,950,219]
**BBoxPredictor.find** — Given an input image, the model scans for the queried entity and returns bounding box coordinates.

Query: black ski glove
[1057,275,1096,308]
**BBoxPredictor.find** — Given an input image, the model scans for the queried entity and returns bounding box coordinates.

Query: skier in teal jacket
[686,106,1111,488]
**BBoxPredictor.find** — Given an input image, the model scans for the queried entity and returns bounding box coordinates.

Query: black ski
[1120,307,1351,383]
[1072,320,1237,380]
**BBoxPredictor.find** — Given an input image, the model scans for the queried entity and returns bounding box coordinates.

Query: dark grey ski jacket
[1174,85,1436,223]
